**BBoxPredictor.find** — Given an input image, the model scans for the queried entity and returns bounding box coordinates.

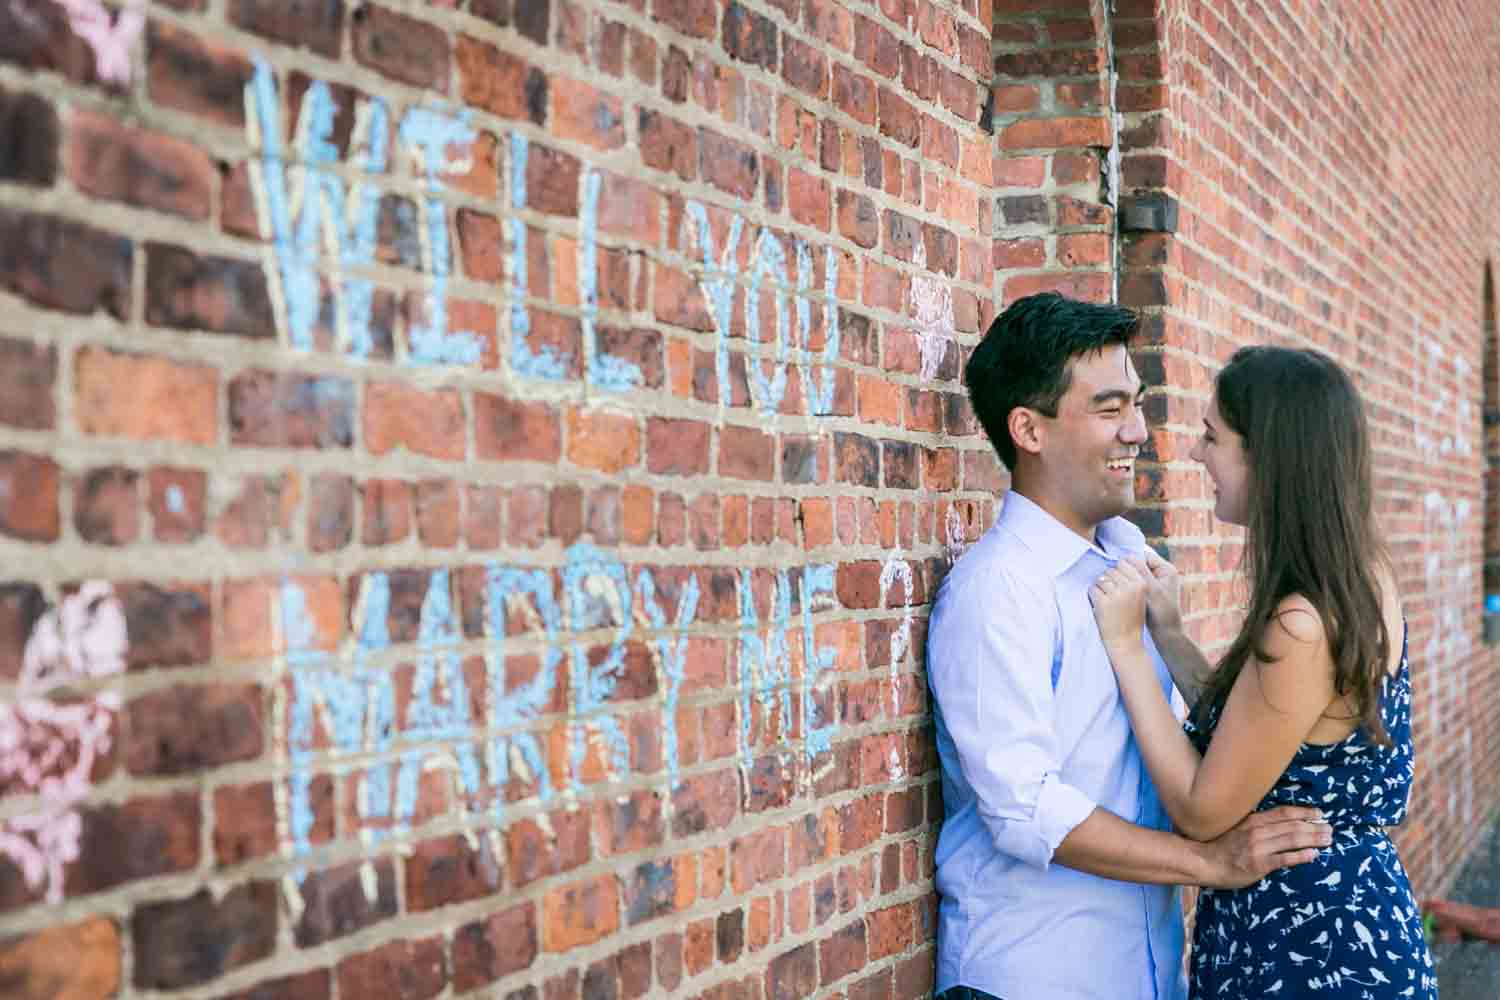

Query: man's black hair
[964,292,1139,470]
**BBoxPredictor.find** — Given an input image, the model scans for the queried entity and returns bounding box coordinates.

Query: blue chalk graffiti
[399,570,483,815]
[737,569,792,765]
[251,61,387,358]
[562,544,634,782]
[580,169,644,391]
[684,200,745,401]
[800,564,838,760]
[400,109,483,366]
[683,200,839,414]
[747,230,790,413]
[636,569,701,787]
[485,565,560,804]
[248,60,478,366]
[736,566,840,768]
[281,574,398,873]
[508,133,571,380]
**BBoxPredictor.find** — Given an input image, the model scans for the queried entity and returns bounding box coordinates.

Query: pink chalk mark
[0,582,126,902]
[54,0,143,85]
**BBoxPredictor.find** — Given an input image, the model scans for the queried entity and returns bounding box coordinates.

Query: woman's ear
[1008,406,1044,460]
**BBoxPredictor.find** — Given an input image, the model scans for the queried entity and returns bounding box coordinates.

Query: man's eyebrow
[1089,385,1146,405]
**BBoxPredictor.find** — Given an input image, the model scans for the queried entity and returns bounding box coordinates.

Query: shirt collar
[996,489,1146,578]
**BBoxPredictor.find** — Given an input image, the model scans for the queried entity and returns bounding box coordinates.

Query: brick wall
[0,0,1496,998]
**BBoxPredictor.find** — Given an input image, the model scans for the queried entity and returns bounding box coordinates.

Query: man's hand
[1141,549,1183,636]
[1197,806,1331,889]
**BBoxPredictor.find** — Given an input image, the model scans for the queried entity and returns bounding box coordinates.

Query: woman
[1089,346,1436,999]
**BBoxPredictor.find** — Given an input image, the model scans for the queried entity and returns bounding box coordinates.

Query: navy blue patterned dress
[1183,625,1437,998]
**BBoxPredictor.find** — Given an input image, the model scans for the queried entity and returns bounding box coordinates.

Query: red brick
[647,417,711,475]
[566,406,641,473]
[146,243,274,337]
[552,76,626,149]
[227,370,351,449]
[0,452,58,543]
[414,479,460,547]
[0,210,130,318]
[214,970,332,1000]
[783,34,829,97]
[229,0,345,58]
[125,683,264,776]
[719,424,776,480]
[723,2,778,68]
[699,127,760,199]
[352,4,449,91]
[146,23,254,128]
[361,478,412,545]
[0,917,120,1000]
[364,382,465,459]
[456,35,546,124]
[999,115,1112,150]
[453,902,538,991]
[145,467,206,542]
[67,791,201,896]
[65,111,214,220]
[307,473,354,552]
[337,935,446,1000]
[294,860,398,947]
[767,942,818,1000]
[73,466,139,545]
[652,0,715,38]
[475,392,561,463]
[0,86,58,186]
[465,484,504,548]
[132,884,277,990]
[544,875,620,953]
[639,109,697,179]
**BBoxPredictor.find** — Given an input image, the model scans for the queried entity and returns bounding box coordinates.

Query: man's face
[1033,344,1148,530]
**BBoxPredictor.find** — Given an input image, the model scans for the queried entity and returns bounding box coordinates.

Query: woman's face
[1189,392,1252,525]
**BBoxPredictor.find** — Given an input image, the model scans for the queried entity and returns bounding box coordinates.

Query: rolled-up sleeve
[930,567,1096,868]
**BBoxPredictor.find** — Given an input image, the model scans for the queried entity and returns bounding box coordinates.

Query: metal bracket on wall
[1119,193,1180,233]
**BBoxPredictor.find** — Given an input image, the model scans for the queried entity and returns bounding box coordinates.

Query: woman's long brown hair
[1190,346,1393,745]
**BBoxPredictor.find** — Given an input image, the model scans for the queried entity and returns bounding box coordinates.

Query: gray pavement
[1432,817,1500,1000]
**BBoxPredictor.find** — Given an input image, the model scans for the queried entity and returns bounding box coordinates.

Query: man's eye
[1100,406,1122,417]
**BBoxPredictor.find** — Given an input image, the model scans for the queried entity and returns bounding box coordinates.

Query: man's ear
[1008,406,1045,459]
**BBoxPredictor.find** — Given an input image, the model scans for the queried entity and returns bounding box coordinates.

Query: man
[927,294,1331,1000]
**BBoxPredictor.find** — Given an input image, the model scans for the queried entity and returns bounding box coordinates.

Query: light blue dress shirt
[928,491,1187,1000]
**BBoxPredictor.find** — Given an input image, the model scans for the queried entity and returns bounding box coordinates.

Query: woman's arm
[1093,563,1337,841]
[1138,549,1212,706]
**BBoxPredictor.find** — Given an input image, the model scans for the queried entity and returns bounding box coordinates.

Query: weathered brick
[544,875,620,953]
[552,76,626,149]
[337,935,446,1000]
[652,0,715,38]
[229,0,345,57]
[67,791,201,896]
[66,111,214,220]
[145,467,207,542]
[0,452,59,543]
[0,87,58,186]
[0,583,46,682]
[0,917,120,999]
[73,466,139,545]
[473,393,552,462]
[700,127,760,199]
[125,683,264,776]
[352,4,449,91]
[719,424,775,481]
[146,243,274,337]
[453,902,539,991]
[0,210,130,318]
[308,473,355,552]
[228,371,353,449]
[566,406,641,473]
[723,3,777,68]
[295,860,399,947]
[147,23,255,128]
[132,884,277,990]
[364,382,465,460]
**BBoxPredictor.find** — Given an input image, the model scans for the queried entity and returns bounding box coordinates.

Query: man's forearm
[1052,807,1212,886]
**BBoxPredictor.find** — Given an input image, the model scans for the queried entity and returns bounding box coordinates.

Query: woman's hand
[1089,557,1151,652]
[1141,548,1183,637]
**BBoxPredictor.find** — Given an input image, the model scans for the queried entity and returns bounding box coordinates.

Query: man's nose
[1121,405,1148,444]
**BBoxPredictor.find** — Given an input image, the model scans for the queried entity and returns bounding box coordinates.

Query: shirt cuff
[1034,775,1097,866]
